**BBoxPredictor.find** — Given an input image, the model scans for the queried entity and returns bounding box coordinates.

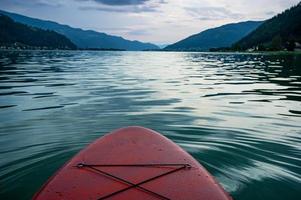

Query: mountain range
[0,10,158,51]
[1,1,300,52]
[164,21,262,51]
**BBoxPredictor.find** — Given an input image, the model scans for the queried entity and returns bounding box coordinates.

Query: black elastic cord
[85,165,170,200]
[98,165,187,200]
[79,164,191,168]
[76,163,191,200]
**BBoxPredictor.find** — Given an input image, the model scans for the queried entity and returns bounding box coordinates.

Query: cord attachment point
[185,164,192,169]
[76,163,85,168]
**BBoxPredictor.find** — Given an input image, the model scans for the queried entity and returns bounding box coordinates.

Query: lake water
[0,51,300,200]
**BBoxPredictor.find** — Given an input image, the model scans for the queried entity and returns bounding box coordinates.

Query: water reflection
[0,51,300,200]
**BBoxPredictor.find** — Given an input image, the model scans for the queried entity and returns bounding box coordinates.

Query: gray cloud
[185,6,243,21]
[92,0,149,6]
[80,5,157,12]
[128,29,150,35]
[265,11,277,16]
[78,0,166,7]
[79,0,165,13]
[0,0,62,8]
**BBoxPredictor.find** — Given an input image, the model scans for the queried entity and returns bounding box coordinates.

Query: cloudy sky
[0,0,300,44]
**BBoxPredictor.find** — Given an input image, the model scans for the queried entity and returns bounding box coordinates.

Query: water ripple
[0,51,300,200]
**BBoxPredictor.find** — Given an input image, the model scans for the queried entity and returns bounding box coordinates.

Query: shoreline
[1,49,301,55]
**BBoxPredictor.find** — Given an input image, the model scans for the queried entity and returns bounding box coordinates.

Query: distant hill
[0,10,159,51]
[234,3,301,51]
[164,21,262,51]
[157,44,169,49]
[0,15,76,50]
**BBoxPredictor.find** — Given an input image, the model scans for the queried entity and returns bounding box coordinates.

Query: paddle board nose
[33,126,232,200]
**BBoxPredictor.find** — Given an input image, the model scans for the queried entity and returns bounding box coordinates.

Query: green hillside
[234,2,301,51]
[0,14,76,50]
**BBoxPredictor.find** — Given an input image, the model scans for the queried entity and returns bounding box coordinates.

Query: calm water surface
[0,51,300,200]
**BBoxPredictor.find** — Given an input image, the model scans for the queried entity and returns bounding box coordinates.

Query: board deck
[33,126,232,200]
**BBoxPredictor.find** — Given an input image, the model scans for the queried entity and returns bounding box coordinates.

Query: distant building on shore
[295,42,301,51]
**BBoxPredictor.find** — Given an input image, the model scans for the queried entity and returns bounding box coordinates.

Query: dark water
[0,51,300,200]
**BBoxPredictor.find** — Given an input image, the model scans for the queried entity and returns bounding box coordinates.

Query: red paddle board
[33,126,232,200]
